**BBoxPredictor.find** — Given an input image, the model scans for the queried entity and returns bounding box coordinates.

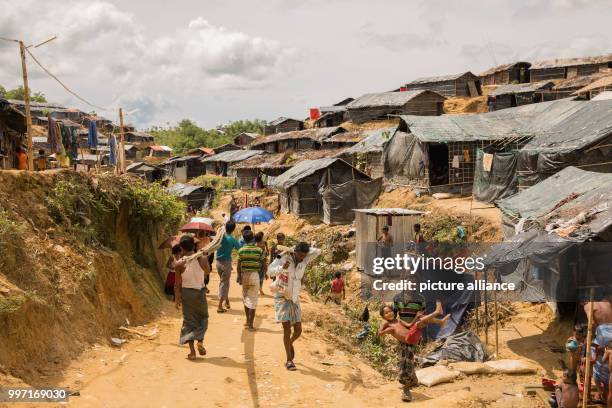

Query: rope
[25,48,116,112]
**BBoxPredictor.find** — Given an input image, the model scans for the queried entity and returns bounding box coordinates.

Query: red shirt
[331,277,344,293]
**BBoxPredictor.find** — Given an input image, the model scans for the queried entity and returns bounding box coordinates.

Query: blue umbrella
[232,206,274,224]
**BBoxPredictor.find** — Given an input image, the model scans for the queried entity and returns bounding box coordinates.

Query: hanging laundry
[108,134,117,165]
[88,120,98,148]
[452,155,460,168]
[69,127,78,162]
[482,153,494,172]
[463,149,470,163]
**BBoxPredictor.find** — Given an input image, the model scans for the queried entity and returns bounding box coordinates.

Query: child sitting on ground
[552,365,579,408]
[324,272,345,305]
[378,305,450,345]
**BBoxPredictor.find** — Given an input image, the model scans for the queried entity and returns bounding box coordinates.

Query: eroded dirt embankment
[0,170,183,385]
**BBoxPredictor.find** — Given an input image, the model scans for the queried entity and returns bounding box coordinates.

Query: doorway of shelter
[428,143,449,186]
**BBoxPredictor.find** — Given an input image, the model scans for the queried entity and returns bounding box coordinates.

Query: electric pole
[18,41,34,170]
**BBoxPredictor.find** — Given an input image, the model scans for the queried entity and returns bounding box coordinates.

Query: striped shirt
[238,244,264,274]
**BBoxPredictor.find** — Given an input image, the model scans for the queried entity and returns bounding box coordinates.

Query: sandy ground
[32,273,552,408]
[429,196,502,226]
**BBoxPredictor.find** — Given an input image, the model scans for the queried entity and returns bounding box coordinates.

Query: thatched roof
[489,81,554,96]
[407,71,478,85]
[531,54,612,69]
[251,127,343,146]
[347,90,443,109]
[479,62,531,77]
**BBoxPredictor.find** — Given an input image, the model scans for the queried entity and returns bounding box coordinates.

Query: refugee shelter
[405,72,482,97]
[251,127,345,153]
[126,162,166,182]
[346,91,445,123]
[354,208,424,275]
[125,131,155,143]
[145,145,173,158]
[186,147,215,157]
[529,54,612,82]
[0,98,26,169]
[272,157,382,224]
[213,143,241,154]
[233,132,259,146]
[320,130,364,149]
[166,183,215,212]
[517,99,612,189]
[551,72,612,98]
[264,117,304,135]
[314,107,346,128]
[162,155,206,182]
[200,149,263,177]
[230,149,341,189]
[488,168,612,306]
[573,76,612,100]
[479,62,531,85]
[338,127,396,179]
[487,81,554,111]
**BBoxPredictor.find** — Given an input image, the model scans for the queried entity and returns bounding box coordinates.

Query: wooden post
[19,41,34,170]
[494,289,499,357]
[118,108,126,174]
[582,289,595,408]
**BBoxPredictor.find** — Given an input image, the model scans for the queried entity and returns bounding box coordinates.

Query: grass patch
[0,294,26,315]
[189,174,235,191]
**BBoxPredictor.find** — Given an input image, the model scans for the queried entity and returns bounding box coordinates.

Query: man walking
[215,220,241,313]
[237,230,265,331]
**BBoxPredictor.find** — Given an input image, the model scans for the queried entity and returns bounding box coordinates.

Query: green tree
[149,119,264,154]
[0,85,6,97]
[1,85,47,102]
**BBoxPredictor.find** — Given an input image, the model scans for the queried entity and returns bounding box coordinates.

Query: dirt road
[55,273,402,408]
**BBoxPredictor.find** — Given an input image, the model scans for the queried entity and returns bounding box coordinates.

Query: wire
[25,47,116,112]
[0,36,18,43]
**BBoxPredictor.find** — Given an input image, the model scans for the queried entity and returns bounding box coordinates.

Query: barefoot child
[378,305,450,402]
[324,272,345,305]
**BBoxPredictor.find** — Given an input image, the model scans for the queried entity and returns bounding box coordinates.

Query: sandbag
[421,331,487,366]
[485,359,537,374]
[448,361,493,375]
[416,365,461,387]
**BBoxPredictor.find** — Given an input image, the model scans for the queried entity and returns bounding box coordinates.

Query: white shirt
[181,256,206,290]
[268,247,321,303]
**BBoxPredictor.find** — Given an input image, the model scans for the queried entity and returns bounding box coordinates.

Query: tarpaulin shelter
[251,127,345,153]
[161,155,207,182]
[200,149,263,177]
[166,183,215,212]
[346,90,445,123]
[338,127,397,179]
[487,81,555,111]
[272,158,381,224]
[472,148,519,203]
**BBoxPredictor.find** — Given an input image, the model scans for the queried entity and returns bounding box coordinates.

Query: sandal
[217,308,226,313]
[197,343,206,356]
[285,361,297,371]
[225,302,231,309]
[187,353,197,360]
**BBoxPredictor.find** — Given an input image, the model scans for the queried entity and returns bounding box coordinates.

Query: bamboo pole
[118,108,126,174]
[18,41,34,170]
[582,289,595,408]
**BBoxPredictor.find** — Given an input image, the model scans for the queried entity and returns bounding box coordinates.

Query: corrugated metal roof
[353,208,424,215]
[272,157,339,189]
[479,62,531,77]
[251,127,342,146]
[269,116,303,126]
[342,127,397,154]
[497,167,612,239]
[320,105,347,113]
[200,149,263,163]
[593,91,612,101]
[231,149,343,170]
[407,71,477,85]
[347,90,443,109]
[489,81,554,96]
[531,54,612,69]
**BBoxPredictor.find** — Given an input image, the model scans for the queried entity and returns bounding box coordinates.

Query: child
[165,244,182,300]
[553,366,579,408]
[324,272,345,305]
[254,231,268,295]
[603,341,612,408]
[378,305,448,402]
[270,233,286,263]
[566,324,587,372]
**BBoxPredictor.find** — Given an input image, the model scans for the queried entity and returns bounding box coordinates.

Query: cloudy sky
[1,0,611,128]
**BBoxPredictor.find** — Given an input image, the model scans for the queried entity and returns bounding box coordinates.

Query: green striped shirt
[238,244,264,273]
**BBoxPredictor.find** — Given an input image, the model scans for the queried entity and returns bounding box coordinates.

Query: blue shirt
[216,234,241,260]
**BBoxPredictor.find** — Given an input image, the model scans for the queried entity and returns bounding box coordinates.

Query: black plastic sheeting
[420,331,487,367]
[320,178,383,225]
[473,148,519,203]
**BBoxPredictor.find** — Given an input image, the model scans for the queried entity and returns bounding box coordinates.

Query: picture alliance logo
[371,253,487,275]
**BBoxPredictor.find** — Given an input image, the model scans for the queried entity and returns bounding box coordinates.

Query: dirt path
[54,273,402,408]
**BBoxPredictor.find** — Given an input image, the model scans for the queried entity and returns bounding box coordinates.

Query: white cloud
[0,0,295,125]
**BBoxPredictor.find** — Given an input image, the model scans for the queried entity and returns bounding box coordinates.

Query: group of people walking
[166,218,320,370]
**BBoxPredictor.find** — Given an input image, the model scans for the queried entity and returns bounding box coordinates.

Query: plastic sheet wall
[320,178,383,225]
[473,149,519,203]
